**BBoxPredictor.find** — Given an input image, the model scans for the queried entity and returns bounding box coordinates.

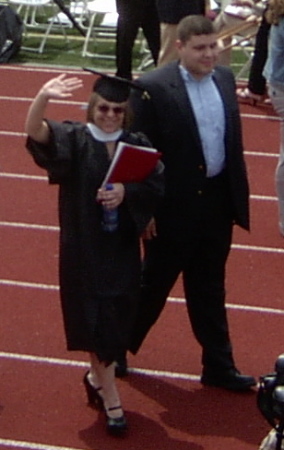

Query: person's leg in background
[115,0,140,79]
[247,14,270,95]
[140,0,160,66]
[215,10,259,67]
[158,23,178,66]
[237,12,271,103]
[214,12,243,66]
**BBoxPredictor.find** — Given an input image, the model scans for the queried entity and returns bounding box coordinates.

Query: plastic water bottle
[101,183,118,232]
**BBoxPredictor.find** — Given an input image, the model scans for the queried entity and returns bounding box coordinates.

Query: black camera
[258,354,284,450]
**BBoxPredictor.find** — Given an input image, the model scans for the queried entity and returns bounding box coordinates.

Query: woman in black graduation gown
[25,71,164,436]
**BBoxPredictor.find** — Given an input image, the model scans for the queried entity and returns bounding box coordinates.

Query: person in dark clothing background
[115,0,160,79]
[237,9,271,105]
[156,0,206,66]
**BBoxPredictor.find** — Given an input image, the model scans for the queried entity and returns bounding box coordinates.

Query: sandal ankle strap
[107,405,122,412]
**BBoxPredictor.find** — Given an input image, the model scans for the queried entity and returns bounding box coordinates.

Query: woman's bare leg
[89,353,123,418]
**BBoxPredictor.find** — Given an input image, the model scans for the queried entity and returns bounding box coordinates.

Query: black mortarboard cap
[83,67,150,102]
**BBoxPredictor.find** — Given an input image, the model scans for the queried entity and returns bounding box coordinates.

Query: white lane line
[0,279,59,290]
[0,172,279,203]
[246,150,279,157]
[168,297,284,315]
[0,132,280,158]
[227,303,284,315]
[0,65,86,75]
[231,243,284,253]
[0,172,47,181]
[0,131,26,137]
[1,222,284,253]
[0,278,284,316]
[0,351,200,382]
[0,438,87,450]
[241,113,280,121]
[0,221,59,231]
[0,92,279,120]
[130,367,200,381]
[251,194,277,201]
[0,351,87,368]
[0,96,84,106]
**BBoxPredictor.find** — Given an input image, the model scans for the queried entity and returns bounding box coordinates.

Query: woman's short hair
[177,15,215,43]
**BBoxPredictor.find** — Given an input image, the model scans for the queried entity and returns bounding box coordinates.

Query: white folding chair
[137,36,154,71]
[50,0,88,29]
[81,0,117,58]
[9,0,68,53]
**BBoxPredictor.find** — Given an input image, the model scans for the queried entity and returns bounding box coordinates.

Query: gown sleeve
[26,120,79,184]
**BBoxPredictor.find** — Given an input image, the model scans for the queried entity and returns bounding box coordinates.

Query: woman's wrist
[37,88,51,103]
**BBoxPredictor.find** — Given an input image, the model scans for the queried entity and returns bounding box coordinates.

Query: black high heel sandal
[83,371,104,410]
[105,405,128,436]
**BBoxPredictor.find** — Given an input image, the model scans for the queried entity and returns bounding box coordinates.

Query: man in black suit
[126,15,256,391]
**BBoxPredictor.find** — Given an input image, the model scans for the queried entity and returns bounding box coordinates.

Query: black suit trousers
[115,0,160,79]
[130,175,236,373]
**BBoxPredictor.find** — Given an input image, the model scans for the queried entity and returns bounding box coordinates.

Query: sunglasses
[97,104,125,115]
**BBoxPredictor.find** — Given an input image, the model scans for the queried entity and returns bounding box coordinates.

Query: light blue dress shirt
[263,17,284,89]
[179,65,226,177]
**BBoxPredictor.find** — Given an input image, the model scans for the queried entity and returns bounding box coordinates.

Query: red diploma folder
[101,141,161,186]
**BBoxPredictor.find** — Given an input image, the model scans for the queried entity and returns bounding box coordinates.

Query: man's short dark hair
[177,15,215,43]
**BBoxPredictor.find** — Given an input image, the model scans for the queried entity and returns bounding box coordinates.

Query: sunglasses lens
[113,107,124,114]
[97,105,125,114]
[98,105,109,113]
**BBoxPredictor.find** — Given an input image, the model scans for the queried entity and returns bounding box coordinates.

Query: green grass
[15,35,118,69]
[13,34,151,73]
[12,36,249,78]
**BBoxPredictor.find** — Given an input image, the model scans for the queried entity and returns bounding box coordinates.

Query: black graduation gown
[26,120,164,363]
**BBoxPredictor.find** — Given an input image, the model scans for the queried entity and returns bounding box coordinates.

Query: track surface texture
[0,65,283,450]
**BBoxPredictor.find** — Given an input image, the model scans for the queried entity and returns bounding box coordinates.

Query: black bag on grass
[0,5,23,63]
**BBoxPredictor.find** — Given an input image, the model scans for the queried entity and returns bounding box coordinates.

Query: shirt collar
[179,64,214,84]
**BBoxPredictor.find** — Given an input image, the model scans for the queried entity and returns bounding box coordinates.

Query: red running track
[0,64,284,450]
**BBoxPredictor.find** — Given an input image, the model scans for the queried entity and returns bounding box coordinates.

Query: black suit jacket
[130,61,250,239]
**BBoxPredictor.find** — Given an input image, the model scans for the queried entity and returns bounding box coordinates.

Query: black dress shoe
[201,368,257,391]
[83,372,104,410]
[105,406,128,436]
[115,356,128,378]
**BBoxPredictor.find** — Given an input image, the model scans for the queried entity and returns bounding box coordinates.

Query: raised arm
[25,74,83,144]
